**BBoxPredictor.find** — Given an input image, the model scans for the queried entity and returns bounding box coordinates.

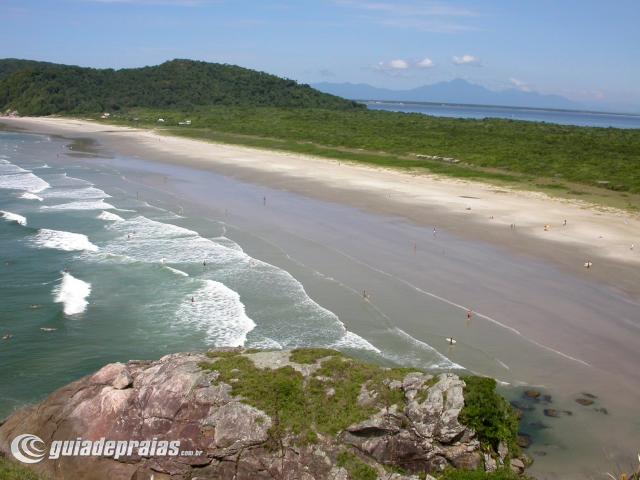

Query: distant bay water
[365,102,640,129]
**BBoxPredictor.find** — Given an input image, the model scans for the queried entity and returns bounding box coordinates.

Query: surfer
[41,328,56,332]
[2,334,11,340]
[63,268,68,273]
[448,338,455,346]
[30,305,42,309]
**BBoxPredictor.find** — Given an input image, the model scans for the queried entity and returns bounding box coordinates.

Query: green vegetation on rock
[0,456,50,480]
[431,467,522,480]
[337,451,378,480]
[459,376,520,453]
[199,351,418,444]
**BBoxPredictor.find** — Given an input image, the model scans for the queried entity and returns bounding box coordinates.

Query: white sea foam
[332,332,381,353]
[176,279,255,346]
[0,172,50,192]
[32,229,98,252]
[97,211,125,222]
[166,266,189,277]
[40,173,92,187]
[41,187,110,200]
[53,273,91,315]
[42,200,115,211]
[1,211,27,225]
[0,160,29,175]
[20,192,43,201]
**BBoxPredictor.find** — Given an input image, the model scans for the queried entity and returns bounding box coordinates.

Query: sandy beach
[3,116,640,478]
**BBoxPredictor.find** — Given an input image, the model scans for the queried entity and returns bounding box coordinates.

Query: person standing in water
[467,310,473,319]
[191,297,195,303]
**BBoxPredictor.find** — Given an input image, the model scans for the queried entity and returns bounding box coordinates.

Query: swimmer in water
[30,305,42,309]
[63,268,68,273]
[203,260,207,266]
[191,297,195,303]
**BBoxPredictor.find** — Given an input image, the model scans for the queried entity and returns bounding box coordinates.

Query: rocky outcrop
[0,349,525,479]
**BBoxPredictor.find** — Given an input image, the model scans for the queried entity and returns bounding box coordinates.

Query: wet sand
[3,117,640,478]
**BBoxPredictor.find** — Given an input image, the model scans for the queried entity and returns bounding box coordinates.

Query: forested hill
[0,59,363,115]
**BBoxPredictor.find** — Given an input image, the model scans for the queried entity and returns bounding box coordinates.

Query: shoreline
[3,117,638,298]
[3,117,640,478]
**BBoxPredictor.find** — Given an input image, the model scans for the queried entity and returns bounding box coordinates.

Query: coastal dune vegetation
[0,58,639,204]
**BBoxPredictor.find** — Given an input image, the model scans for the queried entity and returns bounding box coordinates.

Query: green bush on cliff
[459,376,519,453]
[198,351,418,444]
[431,467,521,480]
[336,451,378,480]
[0,456,50,480]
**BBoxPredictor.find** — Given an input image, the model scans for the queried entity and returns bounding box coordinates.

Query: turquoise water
[366,102,640,129]
[0,132,465,420]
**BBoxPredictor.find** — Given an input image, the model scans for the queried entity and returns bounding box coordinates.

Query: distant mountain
[312,79,585,111]
[0,59,363,116]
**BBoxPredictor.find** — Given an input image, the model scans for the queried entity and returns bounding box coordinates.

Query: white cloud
[370,59,409,72]
[318,69,335,77]
[563,89,605,100]
[416,58,437,69]
[508,78,533,92]
[368,57,438,75]
[451,55,481,66]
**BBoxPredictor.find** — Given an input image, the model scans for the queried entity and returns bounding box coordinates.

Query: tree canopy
[0,59,363,115]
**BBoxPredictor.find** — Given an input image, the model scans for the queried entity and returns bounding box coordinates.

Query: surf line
[284,230,593,369]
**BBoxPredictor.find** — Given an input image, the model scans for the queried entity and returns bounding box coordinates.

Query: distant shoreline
[360,99,640,118]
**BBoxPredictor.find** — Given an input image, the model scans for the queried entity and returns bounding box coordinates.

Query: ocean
[1,129,638,479]
[365,102,640,129]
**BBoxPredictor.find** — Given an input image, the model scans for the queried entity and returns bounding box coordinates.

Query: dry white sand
[9,116,638,268]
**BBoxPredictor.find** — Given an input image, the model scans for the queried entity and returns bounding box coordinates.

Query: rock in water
[576,398,594,406]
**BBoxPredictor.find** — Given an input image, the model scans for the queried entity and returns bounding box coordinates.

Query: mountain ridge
[312,78,586,111]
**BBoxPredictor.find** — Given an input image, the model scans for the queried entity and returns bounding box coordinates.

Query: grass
[337,451,378,480]
[458,376,520,454]
[289,347,348,364]
[198,352,420,445]
[429,467,522,480]
[0,457,50,480]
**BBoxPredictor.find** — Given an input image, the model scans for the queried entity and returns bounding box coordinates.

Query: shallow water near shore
[1,131,639,479]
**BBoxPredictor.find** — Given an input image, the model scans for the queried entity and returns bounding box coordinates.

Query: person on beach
[263,196,266,205]
[414,243,417,253]
[632,243,635,250]
[363,291,366,298]
[563,220,567,226]
[433,228,436,236]
[467,310,473,319]
[449,337,455,346]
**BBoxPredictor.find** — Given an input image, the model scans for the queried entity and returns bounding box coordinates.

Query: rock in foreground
[0,348,524,479]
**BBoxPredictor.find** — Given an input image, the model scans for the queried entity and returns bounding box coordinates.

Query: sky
[1,0,639,110]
